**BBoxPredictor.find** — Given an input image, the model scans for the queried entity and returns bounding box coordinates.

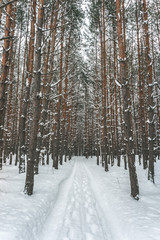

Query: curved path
[39,158,112,240]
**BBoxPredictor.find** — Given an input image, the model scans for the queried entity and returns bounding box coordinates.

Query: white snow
[0,156,160,240]
[115,79,122,88]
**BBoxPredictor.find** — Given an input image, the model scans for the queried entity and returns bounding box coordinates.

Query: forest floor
[0,156,160,240]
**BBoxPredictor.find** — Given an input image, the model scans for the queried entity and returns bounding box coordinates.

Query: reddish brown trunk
[55,8,64,168]
[136,0,148,169]
[116,0,139,199]
[95,38,100,164]
[62,29,72,160]
[142,0,155,182]
[0,2,12,169]
[102,0,108,171]
[24,0,45,195]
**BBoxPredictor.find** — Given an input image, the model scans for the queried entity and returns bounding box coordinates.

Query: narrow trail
[39,158,112,240]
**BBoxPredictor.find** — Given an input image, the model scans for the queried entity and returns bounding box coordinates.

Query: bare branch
[0,36,13,41]
[0,0,18,9]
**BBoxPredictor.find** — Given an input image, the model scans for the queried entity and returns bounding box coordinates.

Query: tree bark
[136,0,148,169]
[24,0,45,195]
[102,0,108,171]
[55,8,64,168]
[0,2,12,169]
[19,0,36,173]
[116,0,139,199]
[142,0,155,183]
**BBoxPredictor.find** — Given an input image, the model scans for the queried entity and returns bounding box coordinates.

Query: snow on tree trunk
[116,0,139,199]
[0,2,12,170]
[24,0,45,195]
[142,0,155,183]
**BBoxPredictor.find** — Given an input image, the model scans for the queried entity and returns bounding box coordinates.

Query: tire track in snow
[39,158,111,240]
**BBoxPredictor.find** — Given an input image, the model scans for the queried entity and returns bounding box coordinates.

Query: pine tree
[24,0,45,195]
[116,0,139,199]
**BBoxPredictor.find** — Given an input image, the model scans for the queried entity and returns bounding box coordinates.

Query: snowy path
[39,159,111,240]
[1,157,160,240]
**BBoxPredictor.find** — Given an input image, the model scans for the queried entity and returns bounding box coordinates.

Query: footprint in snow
[88,207,96,216]
[68,228,79,240]
[86,232,95,240]
[72,210,79,220]
[86,212,92,223]
[84,202,90,209]
[67,204,72,211]
[75,202,80,209]
[71,197,75,203]
[64,217,71,227]
[62,237,69,240]
[90,223,98,234]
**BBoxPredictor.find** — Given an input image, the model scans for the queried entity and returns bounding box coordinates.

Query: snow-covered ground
[0,156,160,240]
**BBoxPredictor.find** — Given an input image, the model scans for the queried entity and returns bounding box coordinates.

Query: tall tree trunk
[14,18,29,166]
[112,17,119,158]
[4,2,17,162]
[136,0,148,169]
[130,31,139,156]
[62,29,71,161]
[0,2,12,169]
[102,0,108,171]
[95,38,100,165]
[34,0,59,169]
[142,0,155,182]
[47,0,59,167]
[24,0,45,195]
[55,8,64,168]
[19,0,36,173]
[0,0,3,28]
[116,0,139,199]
